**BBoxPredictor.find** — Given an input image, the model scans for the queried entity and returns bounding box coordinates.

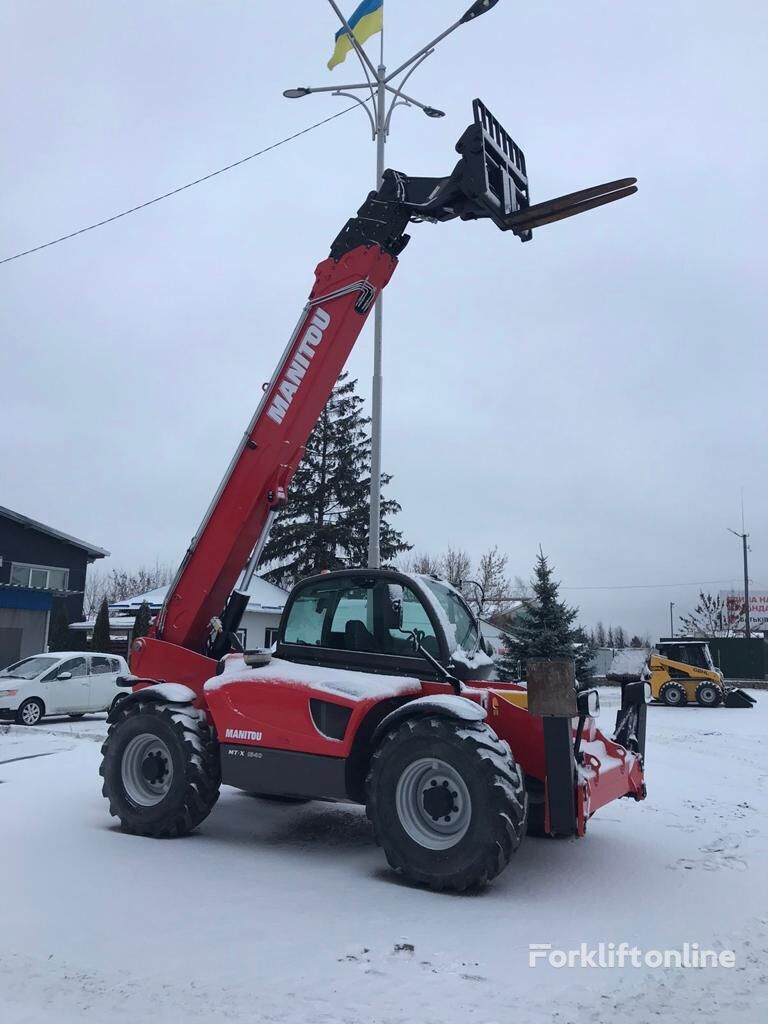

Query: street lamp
[728,527,751,638]
[284,0,503,568]
[669,602,675,637]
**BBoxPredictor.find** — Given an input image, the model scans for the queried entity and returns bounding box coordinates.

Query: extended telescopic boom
[145,100,636,672]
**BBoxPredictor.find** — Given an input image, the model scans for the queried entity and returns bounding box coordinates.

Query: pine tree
[629,635,644,648]
[261,374,410,588]
[47,601,71,652]
[607,625,615,648]
[495,550,587,682]
[91,598,112,653]
[614,625,626,649]
[132,602,152,641]
[595,621,607,647]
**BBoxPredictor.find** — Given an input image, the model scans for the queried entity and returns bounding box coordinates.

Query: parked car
[0,652,130,725]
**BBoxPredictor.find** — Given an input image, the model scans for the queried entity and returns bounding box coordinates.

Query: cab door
[41,657,90,713]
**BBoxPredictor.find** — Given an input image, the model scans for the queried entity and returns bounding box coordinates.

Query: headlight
[0,689,18,698]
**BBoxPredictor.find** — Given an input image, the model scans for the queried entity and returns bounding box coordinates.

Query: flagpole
[283,0,503,570]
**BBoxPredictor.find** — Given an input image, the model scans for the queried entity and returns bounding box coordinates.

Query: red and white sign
[719,591,768,627]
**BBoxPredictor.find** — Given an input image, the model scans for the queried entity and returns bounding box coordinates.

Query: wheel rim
[666,688,682,705]
[121,734,174,807]
[699,687,717,705]
[395,757,472,851]
[21,702,41,725]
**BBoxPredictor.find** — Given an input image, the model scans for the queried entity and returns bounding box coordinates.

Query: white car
[0,651,131,726]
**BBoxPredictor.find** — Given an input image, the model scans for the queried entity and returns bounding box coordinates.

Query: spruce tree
[91,597,112,653]
[261,373,410,588]
[132,602,152,641]
[495,550,590,683]
[47,601,71,652]
[595,621,607,647]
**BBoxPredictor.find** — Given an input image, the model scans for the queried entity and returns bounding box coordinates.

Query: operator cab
[656,641,715,672]
[275,568,494,683]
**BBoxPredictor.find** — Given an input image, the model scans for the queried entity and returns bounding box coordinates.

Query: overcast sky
[1,1,766,639]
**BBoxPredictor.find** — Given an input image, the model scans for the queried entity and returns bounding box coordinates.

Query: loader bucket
[724,687,757,708]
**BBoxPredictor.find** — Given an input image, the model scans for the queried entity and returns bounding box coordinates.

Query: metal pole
[669,602,674,637]
[743,534,751,638]
[367,62,386,569]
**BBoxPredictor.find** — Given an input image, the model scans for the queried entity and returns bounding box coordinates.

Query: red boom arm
[154,243,398,655]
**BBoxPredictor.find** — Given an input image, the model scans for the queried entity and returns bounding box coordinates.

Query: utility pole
[284,0,502,567]
[669,601,675,637]
[728,527,751,638]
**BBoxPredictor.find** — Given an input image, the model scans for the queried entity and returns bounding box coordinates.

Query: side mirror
[57,671,72,681]
[577,688,600,718]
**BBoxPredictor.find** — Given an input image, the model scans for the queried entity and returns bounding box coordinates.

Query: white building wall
[240,609,282,650]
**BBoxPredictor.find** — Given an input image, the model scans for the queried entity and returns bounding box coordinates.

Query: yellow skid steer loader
[646,641,755,708]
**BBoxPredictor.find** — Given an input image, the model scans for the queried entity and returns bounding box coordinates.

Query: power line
[0,106,357,267]
[561,578,743,592]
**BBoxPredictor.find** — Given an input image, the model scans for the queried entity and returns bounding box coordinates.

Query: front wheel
[16,698,44,726]
[99,700,221,837]
[366,717,527,892]
[695,682,722,708]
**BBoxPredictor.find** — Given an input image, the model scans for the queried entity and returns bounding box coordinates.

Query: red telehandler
[101,100,647,891]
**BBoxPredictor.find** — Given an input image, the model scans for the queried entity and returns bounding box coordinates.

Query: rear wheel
[695,682,722,708]
[99,700,220,837]
[659,682,687,707]
[16,698,44,726]
[366,716,527,892]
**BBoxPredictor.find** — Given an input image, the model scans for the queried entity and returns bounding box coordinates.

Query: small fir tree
[47,601,71,651]
[132,602,152,641]
[495,550,589,682]
[91,597,112,653]
[595,621,607,647]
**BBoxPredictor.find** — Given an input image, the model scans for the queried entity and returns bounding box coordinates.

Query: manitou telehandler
[100,100,648,891]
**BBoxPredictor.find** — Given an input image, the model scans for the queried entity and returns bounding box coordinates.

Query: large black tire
[16,698,44,726]
[99,700,220,838]
[659,682,687,707]
[695,682,722,708]
[366,716,527,892]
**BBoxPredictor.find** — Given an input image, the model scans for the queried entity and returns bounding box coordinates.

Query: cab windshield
[420,578,480,654]
[0,656,58,680]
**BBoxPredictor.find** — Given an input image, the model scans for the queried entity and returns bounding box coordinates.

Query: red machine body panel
[200,657,644,834]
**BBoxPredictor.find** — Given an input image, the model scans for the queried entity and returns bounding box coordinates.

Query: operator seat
[344,619,378,653]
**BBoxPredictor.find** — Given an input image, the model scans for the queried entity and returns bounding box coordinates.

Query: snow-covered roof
[606,649,649,680]
[69,618,138,631]
[0,504,109,559]
[109,574,289,615]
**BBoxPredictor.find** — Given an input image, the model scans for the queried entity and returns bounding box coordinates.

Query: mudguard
[372,694,486,747]
[107,682,198,722]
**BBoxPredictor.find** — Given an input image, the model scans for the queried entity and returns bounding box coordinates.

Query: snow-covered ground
[1,692,766,1024]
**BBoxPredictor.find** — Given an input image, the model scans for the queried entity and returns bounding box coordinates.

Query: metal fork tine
[509,185,638,234]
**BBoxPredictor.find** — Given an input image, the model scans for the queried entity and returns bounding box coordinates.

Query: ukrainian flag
[328,0,383,70]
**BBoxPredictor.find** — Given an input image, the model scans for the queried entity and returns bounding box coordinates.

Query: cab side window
[90,657,113,675]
